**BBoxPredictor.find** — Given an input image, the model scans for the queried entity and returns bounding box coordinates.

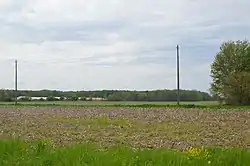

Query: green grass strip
[1,102,250,110]
[0,139,250,166]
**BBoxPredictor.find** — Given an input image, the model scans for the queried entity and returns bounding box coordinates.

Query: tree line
[0,89,214,102]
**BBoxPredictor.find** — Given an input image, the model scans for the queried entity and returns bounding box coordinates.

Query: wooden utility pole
[176,45,180,106]
[15,60,18,105]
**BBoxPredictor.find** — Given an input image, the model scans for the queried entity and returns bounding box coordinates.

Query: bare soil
[0,107,249,150]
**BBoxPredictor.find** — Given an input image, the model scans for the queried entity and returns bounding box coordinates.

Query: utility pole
[176,45,180,106]
[15,60,18,105]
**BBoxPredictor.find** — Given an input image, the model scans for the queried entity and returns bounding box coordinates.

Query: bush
[79,97,87,101]
[46,96,58,101]
[71,96,78,101]
[59,97,65,101]
[39,98,45,101]
[2,97,14,102]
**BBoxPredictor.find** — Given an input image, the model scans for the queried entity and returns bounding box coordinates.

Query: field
[1,106,250,165]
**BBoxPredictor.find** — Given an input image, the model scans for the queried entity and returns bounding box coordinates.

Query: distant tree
[60,96,65,101]
[107,93,123,101]
[136,93,148,101]
[47,96,57,101]
[210,40,250,105]
[79,97,86,101]
[71,96,78,101]
[0,89,13,102]
[0,89,213,102]
[39,98,45,101]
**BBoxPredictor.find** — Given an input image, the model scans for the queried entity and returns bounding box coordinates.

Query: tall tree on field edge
[210,40,250,105]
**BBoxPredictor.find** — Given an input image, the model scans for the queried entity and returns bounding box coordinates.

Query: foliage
[0,89,214,102]
[79,97,87,101]
[185,146,210,160]
[59,96,65,101]
[46,96,59,101]
[2,101,250,110]
[0,139,250,166]
[70,96,79,101]
[210,40,250,105]
[39,98,45,101]
[0,89,13,102]
[223,72,250,105]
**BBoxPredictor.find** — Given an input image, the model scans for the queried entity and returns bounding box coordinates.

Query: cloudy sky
[0,0,249,92]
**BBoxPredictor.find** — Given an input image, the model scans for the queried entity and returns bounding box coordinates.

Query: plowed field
[1,107,249,150]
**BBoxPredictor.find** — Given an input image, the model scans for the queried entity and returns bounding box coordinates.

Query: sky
[0,0,249,92]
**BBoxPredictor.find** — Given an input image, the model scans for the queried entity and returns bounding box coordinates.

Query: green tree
[107,93,123,101]
[210,40,250,105]
[60,96,65,101]
[71,96,79,101]
[0,89,13,102]
[47,96,57,101]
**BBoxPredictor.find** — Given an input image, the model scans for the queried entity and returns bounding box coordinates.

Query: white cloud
[0,1,8,8]
[0,39,139,63]
[0,0,250,91]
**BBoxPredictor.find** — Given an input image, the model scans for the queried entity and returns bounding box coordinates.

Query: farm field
[0,106,250,165]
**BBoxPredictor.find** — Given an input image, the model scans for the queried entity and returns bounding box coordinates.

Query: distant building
[17,96,48,101]
[17,96,29,100]
[31,97,48,100]
[17,96,106,101]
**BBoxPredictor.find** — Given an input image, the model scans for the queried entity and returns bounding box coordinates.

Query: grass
[50,115,134,128]
[0,139,250,166]
[0,100,218,107]
[48,115,201,141]
[1,101,250,110]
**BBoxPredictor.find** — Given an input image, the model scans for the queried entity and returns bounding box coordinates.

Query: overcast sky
[0,0,249,92]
